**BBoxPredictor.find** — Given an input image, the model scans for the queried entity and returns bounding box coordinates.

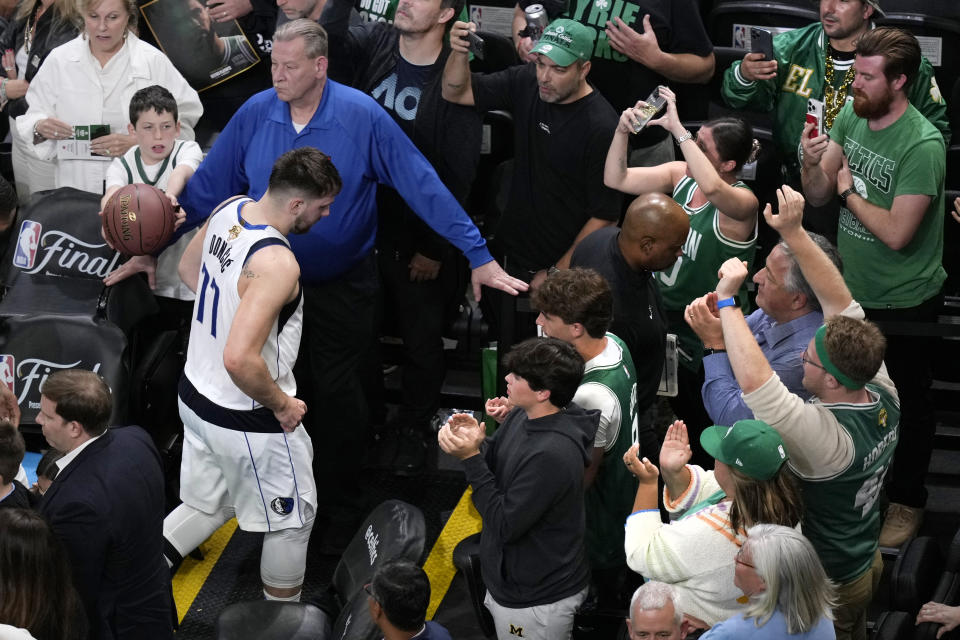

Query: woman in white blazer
[17,0,201,195]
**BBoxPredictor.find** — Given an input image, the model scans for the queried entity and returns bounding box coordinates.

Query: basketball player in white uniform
[162,147,341,601]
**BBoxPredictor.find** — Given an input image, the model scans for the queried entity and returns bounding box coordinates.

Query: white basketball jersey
[183,197,303,414]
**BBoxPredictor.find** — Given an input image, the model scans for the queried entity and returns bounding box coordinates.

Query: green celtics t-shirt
[830,102,946,308]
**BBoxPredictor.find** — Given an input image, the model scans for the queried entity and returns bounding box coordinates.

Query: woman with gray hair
[701,524,836,638]
[624,419,802,630]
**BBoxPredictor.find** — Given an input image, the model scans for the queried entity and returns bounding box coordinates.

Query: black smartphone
[750,27,774,61]
[466,31,485,61]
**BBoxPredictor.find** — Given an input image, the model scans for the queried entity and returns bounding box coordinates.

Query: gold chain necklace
[24,11,37,55]
[823,50,855,130]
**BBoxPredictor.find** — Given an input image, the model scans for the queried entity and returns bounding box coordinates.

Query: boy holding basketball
[101,85,203,302]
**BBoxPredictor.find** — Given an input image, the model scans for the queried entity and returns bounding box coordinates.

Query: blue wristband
[717,296,738,309]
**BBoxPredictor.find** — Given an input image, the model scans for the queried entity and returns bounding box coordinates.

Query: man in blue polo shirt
[179,18,525,533]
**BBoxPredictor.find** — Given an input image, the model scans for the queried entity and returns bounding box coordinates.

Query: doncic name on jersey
[12,220,121,278]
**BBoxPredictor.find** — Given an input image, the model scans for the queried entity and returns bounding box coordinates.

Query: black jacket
[463,404,599,608]
[37,426,173,640]
[0,7,78,119]
[0,479,37,509]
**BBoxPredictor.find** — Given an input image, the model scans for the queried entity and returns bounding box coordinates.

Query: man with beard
[721,0,947,186]
[319,0,480,473]
[442,18,622,344]
[801,26,945,549]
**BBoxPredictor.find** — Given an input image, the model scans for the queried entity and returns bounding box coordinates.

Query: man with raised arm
[700,184,898,640]
[442,17,621,341]
[685,231,841,426]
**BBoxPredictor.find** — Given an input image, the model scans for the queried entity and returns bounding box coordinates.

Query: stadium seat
[319,499,427,638]
[902,527,960,639]
[943,190,960,300]
[469,31,519,74]
[217,500,426,640]
[0,187,162,437]
[675,45,774,128]
[891,536,943,616]
[452,533,496,638]
[877,0,960,19]
[871,610,916,640]
[874,12,960,117]
[706,1,819,48]
[465,110,514,230]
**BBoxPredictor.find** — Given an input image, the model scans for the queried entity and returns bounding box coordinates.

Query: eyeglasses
[735,547,755,569]
[801,349,827,372]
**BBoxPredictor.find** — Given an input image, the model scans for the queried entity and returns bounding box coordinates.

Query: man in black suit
[36,369,173,639]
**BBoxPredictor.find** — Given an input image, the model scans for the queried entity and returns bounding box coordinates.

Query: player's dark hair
[532,268,612,339]
[36,449,64,483]
[128,85,179,125]
[274,18,328,58]
[503,338,584,408]
[0,509,87,640]
[369,560,431,631]
[268,147,343,200]
[856,26,921,89]
[0,420,24,485]
[40,370,112,437]
[704,117,755,171]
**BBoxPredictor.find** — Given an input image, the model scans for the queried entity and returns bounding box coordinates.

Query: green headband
[814,324,864,390]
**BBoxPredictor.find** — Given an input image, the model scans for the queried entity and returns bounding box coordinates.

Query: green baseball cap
[530,19,594,67]
[700,419,789,480]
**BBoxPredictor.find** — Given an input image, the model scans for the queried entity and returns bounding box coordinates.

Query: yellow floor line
[172,518,239,623]
[422,487,483,620]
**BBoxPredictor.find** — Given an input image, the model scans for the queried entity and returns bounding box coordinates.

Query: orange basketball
[102,184,177,256]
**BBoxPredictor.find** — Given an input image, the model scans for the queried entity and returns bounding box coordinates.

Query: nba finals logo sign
[12,221,41,270]
[10,221,120,278]
[0,355,14,395]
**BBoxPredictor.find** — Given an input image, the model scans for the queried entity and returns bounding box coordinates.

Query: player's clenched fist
[276,396,306,432]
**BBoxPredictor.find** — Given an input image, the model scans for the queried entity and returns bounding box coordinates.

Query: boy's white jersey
[183,196,303,412]
[106,140,204,301]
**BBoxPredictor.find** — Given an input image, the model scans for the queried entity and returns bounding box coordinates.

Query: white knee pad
[164,503,235,559]
[261,518,315,590]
